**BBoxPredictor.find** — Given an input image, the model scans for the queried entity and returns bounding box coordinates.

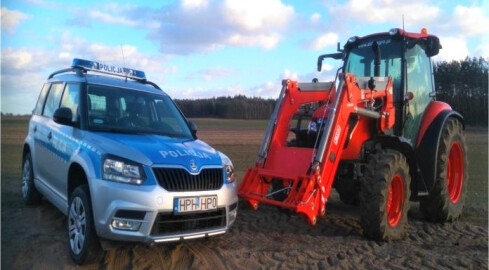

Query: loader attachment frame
[239,72,395,225]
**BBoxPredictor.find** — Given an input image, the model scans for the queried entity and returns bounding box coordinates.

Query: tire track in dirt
[183,242,228,269]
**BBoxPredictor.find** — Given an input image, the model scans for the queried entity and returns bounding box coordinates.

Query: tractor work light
[421,28,428,34]
[72,58,146,80]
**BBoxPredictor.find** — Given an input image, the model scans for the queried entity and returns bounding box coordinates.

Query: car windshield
[87,85,193,139]
[344,36,402,94]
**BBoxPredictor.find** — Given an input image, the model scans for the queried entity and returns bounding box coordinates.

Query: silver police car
[21,59,238,265]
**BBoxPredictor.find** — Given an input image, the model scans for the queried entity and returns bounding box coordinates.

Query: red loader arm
[239,73,395,225]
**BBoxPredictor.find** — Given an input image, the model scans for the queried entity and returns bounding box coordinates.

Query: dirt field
[1,117,488,269]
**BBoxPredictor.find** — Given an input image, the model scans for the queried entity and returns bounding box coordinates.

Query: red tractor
[238,28,468,240]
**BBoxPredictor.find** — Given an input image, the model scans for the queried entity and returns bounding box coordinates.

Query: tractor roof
[356,28,439,41]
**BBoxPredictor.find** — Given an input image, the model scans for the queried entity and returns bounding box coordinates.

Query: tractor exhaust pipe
[373,41,381,77]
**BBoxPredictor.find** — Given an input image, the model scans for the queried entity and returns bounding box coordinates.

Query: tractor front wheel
[360,149,411,241]
[420,118,468,222]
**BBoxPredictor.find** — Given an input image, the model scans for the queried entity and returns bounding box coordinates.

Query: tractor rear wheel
[420,118,468,222]
[360,149,411,241]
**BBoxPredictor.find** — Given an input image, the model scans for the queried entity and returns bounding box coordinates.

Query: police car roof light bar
[71,58,147,81]
[47,59,162,90]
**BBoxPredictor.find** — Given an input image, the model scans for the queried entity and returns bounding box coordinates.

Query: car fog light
[111,218,142,231]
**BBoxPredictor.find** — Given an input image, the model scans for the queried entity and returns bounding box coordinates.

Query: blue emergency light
[72,58,146,80]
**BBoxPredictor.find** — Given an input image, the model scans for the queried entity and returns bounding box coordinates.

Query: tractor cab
[318,28,441,144]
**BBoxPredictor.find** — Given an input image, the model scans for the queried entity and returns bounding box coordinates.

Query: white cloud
[1,7,29,34]
[223,0,293,31]
[474,43,489,58]
[182,0,209,9]
[434,37,469,61]
[310,13,321,24]
[145,0,294,54]
[305,32,339,51]
[453,6,489,37]
[227,33,282,49]
[67,4,159,29]
[0,34,176,114]
[88,10,139,27]
[329,0,439,26]
[1,48,33,70]
[282,69,298,81]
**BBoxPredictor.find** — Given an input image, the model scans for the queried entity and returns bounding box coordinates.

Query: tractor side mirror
[53,107,74,126]
[317,52,343,72]
[425,37,441,57]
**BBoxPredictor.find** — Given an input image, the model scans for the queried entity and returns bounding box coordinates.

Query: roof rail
[47,67,83,79]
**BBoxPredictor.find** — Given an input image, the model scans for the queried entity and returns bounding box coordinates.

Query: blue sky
[1,0,488,114]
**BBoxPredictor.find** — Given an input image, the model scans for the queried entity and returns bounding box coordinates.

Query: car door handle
[47,132,52,140]
[33,126,37,133]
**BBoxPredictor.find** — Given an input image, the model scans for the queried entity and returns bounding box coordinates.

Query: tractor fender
[417,101,455,147]
[415,110,464,193]
[363,135,427,200]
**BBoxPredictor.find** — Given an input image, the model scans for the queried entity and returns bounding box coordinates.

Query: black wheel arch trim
[416,110,464,193]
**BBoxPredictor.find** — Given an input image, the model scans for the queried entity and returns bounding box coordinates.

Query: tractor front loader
[238,28,468,241]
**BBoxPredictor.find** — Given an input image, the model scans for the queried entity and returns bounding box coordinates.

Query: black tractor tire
[360,149,411,241]
[21,152,42,205]
[334,178,360,206]
[269,179,289,201]
[420,118,468,222]
[68,185,104,265]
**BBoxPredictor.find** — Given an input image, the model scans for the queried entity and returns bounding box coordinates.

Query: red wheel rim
[386,174,404,227]
[447,142,464,203]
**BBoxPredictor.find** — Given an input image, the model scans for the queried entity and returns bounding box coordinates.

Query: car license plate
[174,195,217,214]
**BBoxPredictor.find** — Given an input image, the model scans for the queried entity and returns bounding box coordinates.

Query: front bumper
[89,177,238,243]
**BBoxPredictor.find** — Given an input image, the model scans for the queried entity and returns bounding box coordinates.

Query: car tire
[21,152,42,205]
[68,185,104,265]
[360,149,411,241]
[420,118,468,222]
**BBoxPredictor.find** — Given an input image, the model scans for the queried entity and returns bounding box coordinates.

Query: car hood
[84,132,222,170]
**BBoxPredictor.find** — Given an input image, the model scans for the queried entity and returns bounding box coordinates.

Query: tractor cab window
[402,43,433,144]
[345,38,402,102]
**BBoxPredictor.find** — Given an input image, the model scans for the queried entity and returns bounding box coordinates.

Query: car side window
[60,83,80,122]
[42,83,65,118]
[33,83,51,115]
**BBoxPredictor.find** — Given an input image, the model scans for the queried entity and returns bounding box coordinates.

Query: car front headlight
[103,156,146,185]
[218,152,235,184]
[225,163,235,184]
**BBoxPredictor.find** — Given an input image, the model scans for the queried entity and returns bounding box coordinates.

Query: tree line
[434,57,488,126]
[176,57,488,126]
[175,95,276,119]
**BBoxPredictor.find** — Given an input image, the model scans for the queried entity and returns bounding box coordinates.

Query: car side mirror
[53,107,73,126]
[188,121,198,138]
